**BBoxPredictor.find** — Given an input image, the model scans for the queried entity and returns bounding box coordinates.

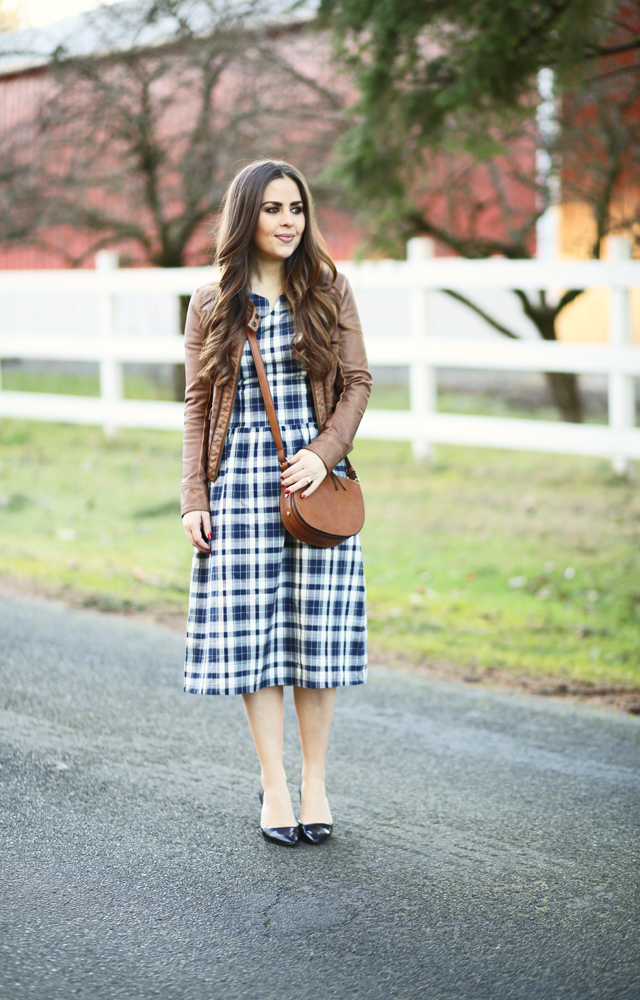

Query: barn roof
[0,0,311,78]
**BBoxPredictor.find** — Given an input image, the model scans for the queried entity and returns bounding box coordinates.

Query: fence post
[608,237,634,475]
[407,236,436,461]
[96,250,122,439]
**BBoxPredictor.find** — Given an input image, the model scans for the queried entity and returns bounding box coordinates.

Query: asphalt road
[1,595,639,1000]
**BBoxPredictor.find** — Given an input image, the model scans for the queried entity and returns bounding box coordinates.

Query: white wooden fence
[0,240,639,471]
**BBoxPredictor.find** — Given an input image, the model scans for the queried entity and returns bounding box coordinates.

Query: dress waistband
[227,418,319,431]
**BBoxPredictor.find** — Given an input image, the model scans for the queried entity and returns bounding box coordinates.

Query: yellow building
[557,198,640,344]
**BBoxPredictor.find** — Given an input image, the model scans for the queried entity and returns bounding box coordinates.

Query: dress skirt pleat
[184,293,367,695]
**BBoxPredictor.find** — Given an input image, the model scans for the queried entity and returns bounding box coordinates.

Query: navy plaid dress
[184,293,367,695]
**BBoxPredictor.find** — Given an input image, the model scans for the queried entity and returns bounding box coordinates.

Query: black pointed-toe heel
[298,784,333,845]
[258,790,299,847]
[298,822,333,845]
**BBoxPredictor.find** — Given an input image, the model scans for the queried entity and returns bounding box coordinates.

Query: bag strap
[245,302,359,482]
[246,305,290,472]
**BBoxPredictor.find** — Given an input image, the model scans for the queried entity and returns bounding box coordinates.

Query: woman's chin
[255,244,296,265]
[271,240,299,258]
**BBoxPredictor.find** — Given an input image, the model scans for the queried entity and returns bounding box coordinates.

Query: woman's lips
[275,234,295,243]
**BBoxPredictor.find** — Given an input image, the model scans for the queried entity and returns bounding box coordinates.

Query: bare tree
[0,0,350,394]
[320,1,640,423]
[561,71,640,260]
[358,71,640,423]
[1,0,348,266]
[394,114,584,423]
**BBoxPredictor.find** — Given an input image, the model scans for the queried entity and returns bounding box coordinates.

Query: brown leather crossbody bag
[246,314,365,549]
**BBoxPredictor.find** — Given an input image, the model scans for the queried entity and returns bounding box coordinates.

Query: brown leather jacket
[181,272,372,516]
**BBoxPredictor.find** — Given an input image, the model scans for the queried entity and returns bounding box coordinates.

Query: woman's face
[252,176,306,264]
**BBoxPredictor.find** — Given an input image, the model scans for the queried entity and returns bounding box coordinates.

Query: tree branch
[408,210,531,260]
[556,288,584,313]
[442,289,521,340]
[588,38,640,60]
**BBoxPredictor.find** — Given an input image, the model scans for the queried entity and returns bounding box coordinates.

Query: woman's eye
[263,205,303,214]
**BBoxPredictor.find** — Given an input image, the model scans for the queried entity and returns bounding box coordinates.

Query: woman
[181,159,371,847]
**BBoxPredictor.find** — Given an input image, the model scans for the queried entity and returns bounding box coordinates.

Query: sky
[23,0,120,27]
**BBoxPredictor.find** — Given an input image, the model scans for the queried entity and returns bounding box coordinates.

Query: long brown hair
[198,159,341,385]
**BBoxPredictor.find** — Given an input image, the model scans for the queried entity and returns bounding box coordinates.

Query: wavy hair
[198,160,341,386]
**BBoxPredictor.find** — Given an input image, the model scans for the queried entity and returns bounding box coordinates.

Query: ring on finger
[305,476,312,485]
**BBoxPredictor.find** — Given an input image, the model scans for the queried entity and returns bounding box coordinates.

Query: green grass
[0,419,188,618]
[1,416,639,689]
[368,382,609,424]
[361,442,640,688]
[1,368,175,400]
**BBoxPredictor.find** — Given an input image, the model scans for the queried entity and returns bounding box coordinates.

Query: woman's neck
[251,255,285,309]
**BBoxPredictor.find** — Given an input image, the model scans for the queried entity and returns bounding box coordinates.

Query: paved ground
[0,595,639,1000]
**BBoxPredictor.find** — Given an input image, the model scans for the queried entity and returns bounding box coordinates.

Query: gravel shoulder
[1,595,639,1000]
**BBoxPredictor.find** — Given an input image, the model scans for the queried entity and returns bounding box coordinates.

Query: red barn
[0,1,363,269]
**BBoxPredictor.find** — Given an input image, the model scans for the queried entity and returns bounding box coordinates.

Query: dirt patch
[0,576,187,634]
[2,575,638,716]
[366,643,640,716]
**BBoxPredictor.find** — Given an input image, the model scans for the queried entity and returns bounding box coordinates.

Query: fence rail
[0,241,639,470]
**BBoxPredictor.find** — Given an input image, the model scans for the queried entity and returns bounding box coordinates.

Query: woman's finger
[281,459,306,483]
[281,468,304,488]
[282,468,324,492]
[183,511,211,553]
[281,449,327,490]
[201,510,212,539]
[299,476,322,498]
[289,448,326,474]
[283,472,325,497]
[284,477,308,495]
[283,470,326,496]
[190,530,210,553]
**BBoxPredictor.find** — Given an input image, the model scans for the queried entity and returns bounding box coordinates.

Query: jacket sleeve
[304,276,372,473]
[180,291,212,517]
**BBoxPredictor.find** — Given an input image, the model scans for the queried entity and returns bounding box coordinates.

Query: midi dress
[184,292,367,696]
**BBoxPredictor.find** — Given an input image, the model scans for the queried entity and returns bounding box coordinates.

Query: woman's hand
[281,448,327,498]
[183,509,212,553]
